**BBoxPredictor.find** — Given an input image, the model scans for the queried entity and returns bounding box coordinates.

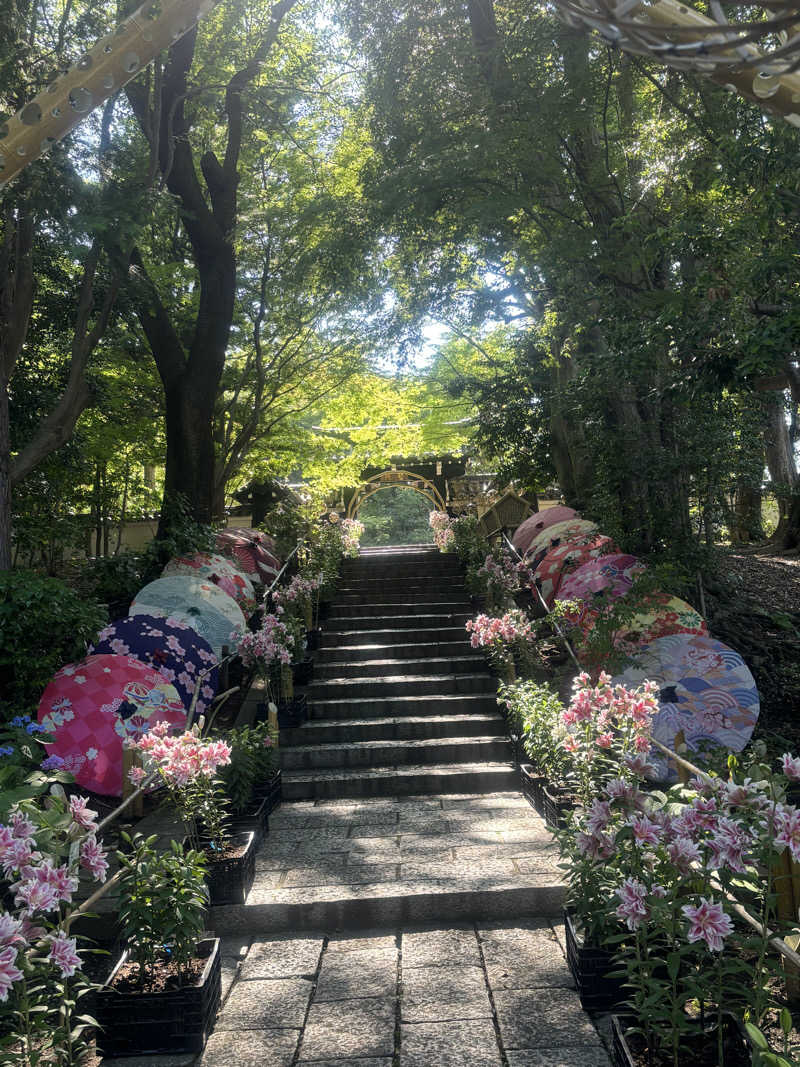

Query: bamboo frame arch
[346,469,446,519]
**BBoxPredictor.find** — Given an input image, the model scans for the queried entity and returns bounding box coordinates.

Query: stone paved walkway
[104,920,610,1067]
[212,792,563,935]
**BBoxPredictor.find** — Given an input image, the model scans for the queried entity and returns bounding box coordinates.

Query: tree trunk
[159,374,218,536]
[0,379,10,571]
[763,389,798,546]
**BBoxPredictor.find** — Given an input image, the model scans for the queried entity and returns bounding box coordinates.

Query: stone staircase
[280,546,518,801]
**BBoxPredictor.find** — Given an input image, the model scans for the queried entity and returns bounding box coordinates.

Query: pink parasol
[216,528,280,586]
[556,553,646,633]
[525,519,599,569]
[162,552,256,609]
[512,506,578,556]
[533,535,620,606]
[38,654,186,796]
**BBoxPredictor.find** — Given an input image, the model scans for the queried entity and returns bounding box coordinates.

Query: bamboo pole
[0,0,219,190]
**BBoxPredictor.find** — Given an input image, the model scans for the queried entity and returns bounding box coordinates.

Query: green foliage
[79,551,144,614]
[499,679,570,786]
[0,572,105,715]
[217,722,278,814]
[117,834,208,985]
[358,487,434,546]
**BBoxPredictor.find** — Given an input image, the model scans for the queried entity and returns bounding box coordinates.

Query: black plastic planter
[230,795,270,849]
[519,764,545,818]
[611,1013,752,1067]
[206,831,256,906]
[306,628,322,651]
[542,782,573,830]
[564,908,626,1014]
[255,770,282,815]
[292,657,314,686]
[95,938,221,1058]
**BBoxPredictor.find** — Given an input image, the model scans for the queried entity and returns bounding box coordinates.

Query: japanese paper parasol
[613,634,760,782]
[216,528,280,585]
[557,553,645,607]
[130,576,245,658]
[90,615,219,718]
[616,593,707,648]
[37,654,187,796]
[533,535,619,607]
[525,519,599,569]
[162,552,256,609]
[512,506,578,556]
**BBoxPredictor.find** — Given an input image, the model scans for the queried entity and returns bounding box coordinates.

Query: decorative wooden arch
[346,469,446,519]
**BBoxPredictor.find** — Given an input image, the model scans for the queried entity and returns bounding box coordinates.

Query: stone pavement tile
[315,950,398,1002]
[299,999,396,1061]
[217,978,312,1030]
[441,793,528,808]
[249,868,283,889]
[507,1050,611,1067]
[199,1028,300,1066]
[283,864,396,888]
[400,860,517,883]
[219,934,252,959]
[326,933,398,955]
[401,927,481,968]
[494,988,601,1049]
[239,936,324,980]
[401,965,491,1022]
[400,1019,502,1066]
[451,844,502,861]
[297,1060,391,1067]
[481,924,573,989]
[101,1055,195,1066]
[513,853,561,873]
[346,811,399,827]
[221,956,240,1001]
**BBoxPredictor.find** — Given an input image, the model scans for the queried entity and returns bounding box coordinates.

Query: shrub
[79,550,144,614]
[0,571,106,716]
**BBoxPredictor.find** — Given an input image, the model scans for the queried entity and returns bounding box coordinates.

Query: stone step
[281,712,506,745]
[321,626,471,649]
[316,639,480,662]
[341,563,462,580]
[325,612,472,632]
[281,761,520,800]
[335,591,469,606]
[314,655,484,680]
[281,735,512,771]
[328,600,471,620]
[308,692,500,721]
[307,672,496,700]
[337,579,462,596]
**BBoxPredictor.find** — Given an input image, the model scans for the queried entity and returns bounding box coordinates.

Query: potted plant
[498,679,571,822]
[465,609,537,685]
[218,722,277,847]
[95,834,220,1058]
[0,784,111,1065]
[131,725,256,907]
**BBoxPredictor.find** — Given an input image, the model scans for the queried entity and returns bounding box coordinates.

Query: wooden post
[121,748,144,818]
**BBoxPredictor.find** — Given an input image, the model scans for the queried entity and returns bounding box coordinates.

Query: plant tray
[292,657,314,685]
[255,770,282,815]
[611,1013,752,1067]
[519,764,545,818]
[230,794,270,849]
[206,831,256,907]
[564,908,626,1014]
[541,783,573,830]
[95,938,221,1058]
